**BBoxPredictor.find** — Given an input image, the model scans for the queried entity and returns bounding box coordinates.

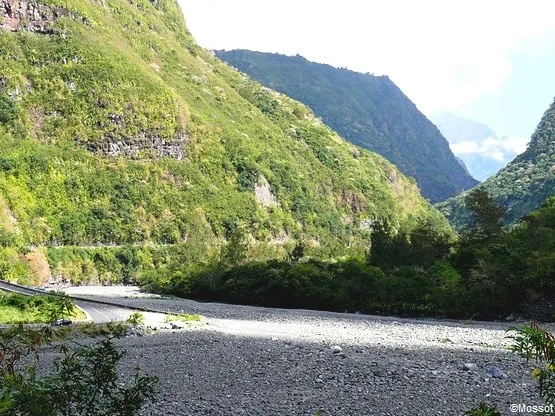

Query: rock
[170,321,188,329]
[124,325,147,337]
[463,363,478,371]
[489,367,506,379]
[330,345,343,354]
[505,314,516,322]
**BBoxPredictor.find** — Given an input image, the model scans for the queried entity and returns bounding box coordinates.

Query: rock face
[0,0,68,33]
[84,131,189,160]
[254,176,279,207]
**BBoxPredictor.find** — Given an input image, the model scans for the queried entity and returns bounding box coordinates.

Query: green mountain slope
[438,99,555,227]
[0,0,449,284]
[215,50,478,203]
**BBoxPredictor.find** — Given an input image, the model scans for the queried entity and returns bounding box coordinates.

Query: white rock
[463,363,478,371]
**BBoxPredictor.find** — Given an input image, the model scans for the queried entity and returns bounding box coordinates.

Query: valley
[0,0,554,414]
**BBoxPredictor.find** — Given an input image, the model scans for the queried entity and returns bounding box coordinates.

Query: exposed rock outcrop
[254,176,279,207]
[84,131,189,160]
[0,0,69,33]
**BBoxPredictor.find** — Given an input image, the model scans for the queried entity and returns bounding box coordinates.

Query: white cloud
[489,152,506,162]
[450,142,481,155]
[178,0,555,114]
[499,136,531,154]
[450,135,530,161]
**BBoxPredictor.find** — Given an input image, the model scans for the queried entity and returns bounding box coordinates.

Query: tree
[464,188,506,239]
[220,223,250,268]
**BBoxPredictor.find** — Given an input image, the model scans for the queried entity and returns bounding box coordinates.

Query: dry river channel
[39,286,552,415]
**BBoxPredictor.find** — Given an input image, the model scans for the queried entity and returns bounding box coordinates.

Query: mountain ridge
[215,49,479,203]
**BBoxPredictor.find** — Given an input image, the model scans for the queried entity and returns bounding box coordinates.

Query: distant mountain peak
[431,113,531,181]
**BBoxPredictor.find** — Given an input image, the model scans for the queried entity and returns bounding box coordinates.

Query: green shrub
[464,403,501,416]
[0,325,158,415]
[0,93,17,125]
[126,311,145,325]
[508,324,555,404]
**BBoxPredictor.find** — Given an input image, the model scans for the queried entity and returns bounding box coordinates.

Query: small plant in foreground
[0,323,158,415]
[127,311,145,325]
[464,403,501,416]
[45,294,77,323]
[507,323,555,404]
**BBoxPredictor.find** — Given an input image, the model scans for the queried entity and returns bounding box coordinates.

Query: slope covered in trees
[0,0,449,285]
[438,99,555,228]
[215,50,478,203]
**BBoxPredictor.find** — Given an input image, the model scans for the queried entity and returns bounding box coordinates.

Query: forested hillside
[0,0,449,285]
[215,50,478,203]
[438,99,555,228]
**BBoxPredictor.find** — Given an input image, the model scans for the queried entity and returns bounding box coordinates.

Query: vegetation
[0,324,157,415]
[0,0,450,287]
[126,311,144,325]
[470,323,555,415]
[438,98,555,227]
[215,50,478,203]
[138,191,555,319]
[463,403,501,416]
[0,292,85,324]
[164,312,201,323]
[508,324,555,404]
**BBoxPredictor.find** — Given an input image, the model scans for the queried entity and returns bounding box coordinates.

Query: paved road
[0,280,130,323]
[0,280,39,296]
[73,300,129,323]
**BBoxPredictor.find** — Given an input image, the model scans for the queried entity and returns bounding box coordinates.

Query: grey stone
[331,345,343,354]
[463,363,478,371]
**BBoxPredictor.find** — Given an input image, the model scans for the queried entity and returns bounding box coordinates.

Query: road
[0,280,130,323]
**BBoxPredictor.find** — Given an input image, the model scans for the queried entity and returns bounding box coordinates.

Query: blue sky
[179,0,555,142]
[458,48,555,138]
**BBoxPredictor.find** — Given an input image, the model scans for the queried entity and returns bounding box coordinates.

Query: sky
[179,0,555,146]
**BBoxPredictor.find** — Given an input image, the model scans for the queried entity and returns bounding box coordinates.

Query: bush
[0,325,158,415]
[126,311,145,325]
[0,93,17,125]
[464,403,501,416]
[508,323,555,403]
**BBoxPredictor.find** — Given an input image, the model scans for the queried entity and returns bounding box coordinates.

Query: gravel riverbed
[62,287,549,415]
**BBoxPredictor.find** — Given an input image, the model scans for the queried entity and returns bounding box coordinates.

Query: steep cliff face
[216,50,479,203]
[0,0,450,277]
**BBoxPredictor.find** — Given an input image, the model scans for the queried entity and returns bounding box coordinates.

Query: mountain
[0,0,450,284]
[437,100,555,227]
[431,113,496,145]
[431,112,529,181]
[215,50,478,203]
